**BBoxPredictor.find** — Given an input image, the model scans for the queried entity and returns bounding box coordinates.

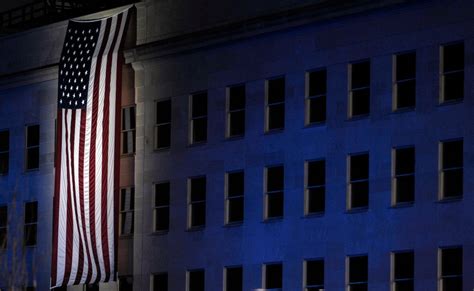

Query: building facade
[0,0,473,290]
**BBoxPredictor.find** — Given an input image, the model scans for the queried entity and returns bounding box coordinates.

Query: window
[439,140,463,199]
[349,60,370,117]
[122,106,136,154]
[305,160,325,214]
[189,92,207,144]
[304,259,324,291]
[441,42,464,102]
[188,177,206,228]
[347,255,368,291]
[227,85,246,137]
[392,251,414,291]
[225,171,244,224]
[26,125,40,170]
[265,77,285,131]
[264,263,282,289]
[24,201,37,246]
[85,285,99,291]
[187,269,204,291]
[439,247,462,291]
[306,69,327,124]
[119,275,133,291]
[392,147,415,205]
[0,206,6,249]
[225,266,243,291]
[0,130,9,175]
[348,153,369,209]
[265,165,284,219]
[24,287,35,291]
[154,182,170,232]
[120,187,134,235]
[151,273,168,291]
[394,52,416,109]
[155,100,171,149]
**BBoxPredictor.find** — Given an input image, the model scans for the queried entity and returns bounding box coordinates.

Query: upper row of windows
[147,42,465,150]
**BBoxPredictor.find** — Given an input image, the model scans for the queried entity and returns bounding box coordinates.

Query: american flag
[51,7,130,288]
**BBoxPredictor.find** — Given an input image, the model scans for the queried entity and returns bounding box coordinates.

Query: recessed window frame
[189,91,208,145]
[154,181,170,233]
[305,68,327,125]
[187,269,205,291]
[393,51,416,111]
[391,250,414,291]
[440,41,464,103]
[187,176,206,229]
[150,272,168,291]
[24,201,38,247]
[264,165,284,220]
[119,186,135,236]
[347,152,369,211]
[304,159,326,215]
[438,246,463,291]
[438,139,463,200]
[265,76,286,132]
[348,60,371,118]
[25,124,40,171]
[391,146,415,206]
[121,106,136,155]
[263,262,283,290]
[0,130,9,175]
[155,99,172,150]
[224,265,243,291]
[346,254,368,291]
[0,205,7,249]
[225,170,244,225]
[226,84,246,138]
[304,258,324,291]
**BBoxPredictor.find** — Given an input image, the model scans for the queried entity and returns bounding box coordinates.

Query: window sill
[264,128,284,135]
[262,217,283,223]
[186,226,205,232]
[187,141,207,148]
[149,230,169,236]
[345,207,368,214]
[225,135,245,142]
[223,221,243,228]
[390,202,414,209]
[303,212,325,218]
[392,107,415,114]
[119,234,133,239]
[438,99,463,107]
[153,147,171,153]
[346,114,369,121]
[304,122,326,129]
[24,168,39,173]
[437,197,462,204]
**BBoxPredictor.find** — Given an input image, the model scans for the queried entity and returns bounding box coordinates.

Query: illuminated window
[306,69,326,124]
[26,125,40,170]
[155,100,171,149]
[122,106,136,154]
[440,42,464,102]
[189,92,207,144]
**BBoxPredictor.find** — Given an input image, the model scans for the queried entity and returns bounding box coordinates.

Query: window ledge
[390,202,414,209]
[149,230,169,236]
[438,99,463,107]
[153,147,171,153]
[346,114,369,122]
[303,212,325,218]
[345,207,368,214]
[262,217,283,223]
[264,129,284,135]
[436,197,463,204]
[186,226,205,232]
[119,234,134,239]
[304,122,326,129]
[223,221,243,228]
[187,142,207,148]
[391,107,415,114]
[24,168,39,173]
[224,135,245,142]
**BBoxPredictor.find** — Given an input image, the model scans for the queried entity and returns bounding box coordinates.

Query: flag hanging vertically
[51,7,130,288]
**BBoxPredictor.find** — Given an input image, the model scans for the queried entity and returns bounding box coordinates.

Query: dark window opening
[154,182,170,232]
[120,187,134,235]
[225,266,243,291]
[350,61,370,117]
[393,251,414,291]
[152,273,168,291]
[441,42,464,102]
[265,165,284,219]
[264,263,282,289]
[307,69,327,124]
[348,255,368,291]
[190,92,207,144]
[440,140,463,199]
[122,106,136,154]
[26,125,40,170]
[227,85,246,137]
[188,269,205,291]
[0,130,9,175]
[394,147,415,204]
[306,160,325,214]
[226,171,244,224]
[189,177,206,228]
[395,52,416,109]
[24,201,37,246]
[440,247,462,291]
[349,154,369,209]
[155,100,171,149]
[266,77,285,131]
[305,259,324,291]
[119,276,133,291]
[0,206,7,249]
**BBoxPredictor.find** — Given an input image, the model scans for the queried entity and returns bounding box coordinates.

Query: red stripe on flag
[63,111,74,286]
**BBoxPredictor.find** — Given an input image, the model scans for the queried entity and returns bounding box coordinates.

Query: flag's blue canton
[58,20,101,109]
